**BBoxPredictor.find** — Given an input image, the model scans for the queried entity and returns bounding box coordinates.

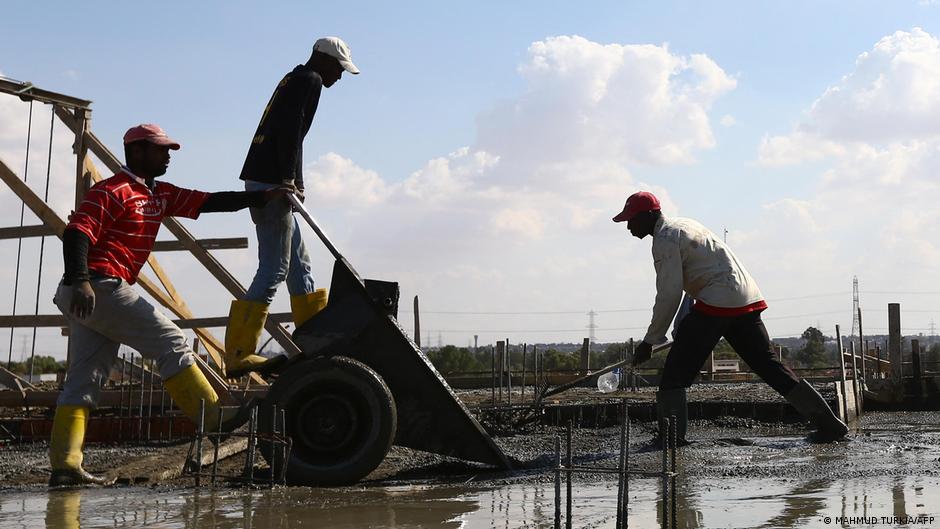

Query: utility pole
[586,310,597,346]
[723,228,728,243]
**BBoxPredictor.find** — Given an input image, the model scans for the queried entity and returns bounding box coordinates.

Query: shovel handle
[287,193,343,261]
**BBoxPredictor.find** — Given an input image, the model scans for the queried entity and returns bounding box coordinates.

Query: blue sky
[2,1,940,355]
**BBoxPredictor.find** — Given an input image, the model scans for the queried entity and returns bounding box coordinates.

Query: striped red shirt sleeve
[158,182,210,219]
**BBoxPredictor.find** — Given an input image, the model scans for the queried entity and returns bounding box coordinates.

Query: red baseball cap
[123,124,181,150]
[612,191,661,222]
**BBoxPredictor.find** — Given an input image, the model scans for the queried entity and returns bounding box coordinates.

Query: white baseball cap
[313,36,360,74]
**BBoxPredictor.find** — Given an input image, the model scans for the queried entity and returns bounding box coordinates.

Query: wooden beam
[0,366,37,394]
[0,312,293,329]
[0,225,57,240]
[0,159,67,236]
[0,387,269,408]
[152,238,249,252]
[0,78,92,110]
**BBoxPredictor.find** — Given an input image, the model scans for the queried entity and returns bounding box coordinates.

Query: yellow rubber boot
[164,363,220,428]
[290,288,328,328]
[224,299,282,378]
[164,364,253,438]
[48,405,113,487]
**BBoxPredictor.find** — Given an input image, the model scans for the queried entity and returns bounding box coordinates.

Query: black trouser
[659,309,799,395]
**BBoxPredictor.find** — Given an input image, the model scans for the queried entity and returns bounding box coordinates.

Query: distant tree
[8,355,64,375]
[425,345,484,374]
[540,349,579,371]
[795,326,829,368]
[712,338,737,359]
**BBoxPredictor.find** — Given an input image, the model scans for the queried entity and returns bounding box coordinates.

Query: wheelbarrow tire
[260,355,397,486]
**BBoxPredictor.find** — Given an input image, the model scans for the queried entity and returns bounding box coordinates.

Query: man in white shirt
[613,191,847,445]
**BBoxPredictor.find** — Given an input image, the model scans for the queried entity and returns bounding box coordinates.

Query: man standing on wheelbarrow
[225,36,360,378]
[614,191,847,446]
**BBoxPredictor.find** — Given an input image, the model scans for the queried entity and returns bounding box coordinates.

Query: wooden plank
[0,225,57,240]
[152,238,249,252]
[0,159,67,236]
[0,312,292,329]
[0,366,37,393]
[0,387,269,408]
[0,78,92,109]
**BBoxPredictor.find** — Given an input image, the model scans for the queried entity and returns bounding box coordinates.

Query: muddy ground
[1,379,936,494]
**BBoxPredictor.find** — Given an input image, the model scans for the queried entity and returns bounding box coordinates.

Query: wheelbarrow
[258,194,510,485]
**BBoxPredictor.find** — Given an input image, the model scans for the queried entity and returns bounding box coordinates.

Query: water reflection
[14,475,940,528]
[44,490,80,529]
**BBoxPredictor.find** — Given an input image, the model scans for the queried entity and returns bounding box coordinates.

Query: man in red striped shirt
[613,191,847,446]
[49,124,292,487]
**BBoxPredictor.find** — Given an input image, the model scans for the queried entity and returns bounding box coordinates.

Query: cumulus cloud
[303,152,390,207]
[749,28,940,320]
[760,28,940,165]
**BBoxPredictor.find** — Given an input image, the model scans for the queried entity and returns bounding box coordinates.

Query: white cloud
[303,152,389,207]
[750,28,940,327]
[720,114,736,127]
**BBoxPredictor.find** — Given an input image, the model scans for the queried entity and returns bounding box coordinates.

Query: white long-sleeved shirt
[644,216,764,344]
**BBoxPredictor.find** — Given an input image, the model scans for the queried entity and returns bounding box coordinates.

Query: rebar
[210,407,223,486]
[195,398,205,488]
[269,405,277,488]
[244,406,257,483]
[554,435,561,529]
[565,421,572,529]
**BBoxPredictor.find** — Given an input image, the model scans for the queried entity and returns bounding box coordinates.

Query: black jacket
[239,64,323,190]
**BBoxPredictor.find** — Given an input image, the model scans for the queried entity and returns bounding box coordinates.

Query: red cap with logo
[612,191,661,222]
[122,124,181,150]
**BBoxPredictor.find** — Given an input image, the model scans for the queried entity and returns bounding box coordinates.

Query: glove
[632,341,653,367]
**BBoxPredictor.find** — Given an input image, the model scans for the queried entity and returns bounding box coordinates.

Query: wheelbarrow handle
[288,192,343,261]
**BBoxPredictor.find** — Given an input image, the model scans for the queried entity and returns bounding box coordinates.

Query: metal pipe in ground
[138,354,145,440]
[269,405,277,488]
[244,407,257,483]
[616,401,628,529]
[147,359,155,441]
[118,353,126,442]
[554,435,561,529]
[661,416,670,529]
[195,398,205,488]
[211,407,223,486]
[279,408,289,485]
[565,421,572,529]
[670,416,677,529]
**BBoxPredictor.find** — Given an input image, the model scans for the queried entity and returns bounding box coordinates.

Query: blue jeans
[244,180,315,304]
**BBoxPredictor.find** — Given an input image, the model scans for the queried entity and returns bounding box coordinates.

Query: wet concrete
[2,411,940,527]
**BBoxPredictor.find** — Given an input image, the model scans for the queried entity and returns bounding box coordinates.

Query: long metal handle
[288,193,343,261]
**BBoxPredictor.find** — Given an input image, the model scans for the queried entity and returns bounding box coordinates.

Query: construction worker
[614,191,848,445]
[50,123,293,487]
[225,36,360,378]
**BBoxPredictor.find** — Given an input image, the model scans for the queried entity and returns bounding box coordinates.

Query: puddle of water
[2,475,938,529]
